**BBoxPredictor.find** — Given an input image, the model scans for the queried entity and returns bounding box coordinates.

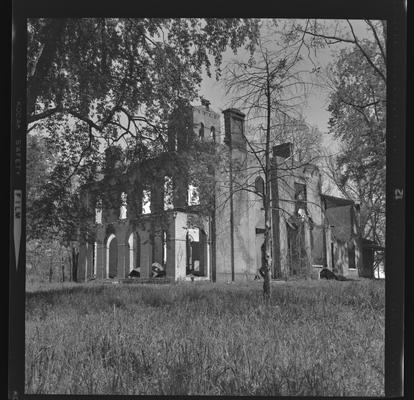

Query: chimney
[273,142,293,159]
[223,108,246,151]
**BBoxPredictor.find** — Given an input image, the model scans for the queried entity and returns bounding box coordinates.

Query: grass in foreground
[25,279,384,395]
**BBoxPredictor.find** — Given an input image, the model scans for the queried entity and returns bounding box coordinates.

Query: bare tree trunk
[72,246,79,282]
[67,250,73,281]
[263,72,272,300]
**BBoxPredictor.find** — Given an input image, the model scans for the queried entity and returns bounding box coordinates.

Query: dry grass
[25,279,384,395]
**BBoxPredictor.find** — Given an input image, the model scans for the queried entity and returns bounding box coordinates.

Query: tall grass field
[25,279,384,395]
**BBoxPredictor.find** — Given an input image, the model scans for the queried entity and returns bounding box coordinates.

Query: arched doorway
[106,234,117,278]
[128,232,140,272]
[286,220,307,276]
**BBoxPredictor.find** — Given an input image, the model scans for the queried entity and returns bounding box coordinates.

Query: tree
[325,35,386,249]
[224,35,314,298]
[279,19,386,85]
[271,113,323,164]
[280,19,386,253]
[26,18,259,242]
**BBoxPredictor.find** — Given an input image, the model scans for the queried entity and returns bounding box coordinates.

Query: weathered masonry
[77,100,376,282]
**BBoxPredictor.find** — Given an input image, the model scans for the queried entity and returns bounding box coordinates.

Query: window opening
[120,192,127,219]
[348,241,356,269]
[164,176,174,210]
[95,198,102,224]
[294,182,307,216]
[142,189,151,214]
[210,126,216,142]
[188,184,200,206]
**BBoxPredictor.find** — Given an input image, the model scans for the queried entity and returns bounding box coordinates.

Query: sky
[197,19,374,153]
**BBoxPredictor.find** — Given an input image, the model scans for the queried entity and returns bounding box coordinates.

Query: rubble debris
[128,267,140,278]
[320,267,350,281]
[152,262,166,278]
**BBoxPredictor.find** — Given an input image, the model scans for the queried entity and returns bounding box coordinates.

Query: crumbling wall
[192,105,221,143]
[271,157,321,278]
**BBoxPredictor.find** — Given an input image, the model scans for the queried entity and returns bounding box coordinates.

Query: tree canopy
[26,18,259,240]
[326,39,386,246]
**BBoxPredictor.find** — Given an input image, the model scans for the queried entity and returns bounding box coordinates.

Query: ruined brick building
[77,100,376,282]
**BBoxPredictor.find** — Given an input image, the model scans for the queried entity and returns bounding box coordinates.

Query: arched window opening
[164,176,173,210]
[128,232,141,274]
[199,122,204,139]
[255,176,265,208]
[120,192,127,219]
[294,182,307,216]
[142,189,151,214]
[106,234,117,278]
[255,176,265,195]
[95,197,102,224]
[210,126,216,142]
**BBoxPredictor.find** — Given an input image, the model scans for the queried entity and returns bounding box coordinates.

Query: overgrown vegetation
[25,280,384,395]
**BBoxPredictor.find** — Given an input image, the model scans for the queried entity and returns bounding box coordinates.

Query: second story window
[254,176,265,208]
[188,184,200,206]
[120,192,127,220]
[210,126,216,142]
[199,122,204,139]
[142,189,151,215]
[164,176,174,210]
[294,182,307,216]
[95,197,102,224]
[255,176,265,195]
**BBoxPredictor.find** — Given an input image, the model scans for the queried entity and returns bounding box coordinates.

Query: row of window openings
[199,124,215,140]
[95,180,199,223]
[89,228,205,276]
[171,124,216,151]
[88,232,168,276]
[99,176,305,223]
[254,177,308,218]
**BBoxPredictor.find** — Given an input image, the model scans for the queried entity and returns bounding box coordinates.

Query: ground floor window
[287,221,307,275]
[128,232,141,273]
[186,228,207,277]
[106,234,117,278]
[348,241,356,269]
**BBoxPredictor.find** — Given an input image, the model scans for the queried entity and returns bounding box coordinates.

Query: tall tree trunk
[263,75,272,299]
[72,246,79,282]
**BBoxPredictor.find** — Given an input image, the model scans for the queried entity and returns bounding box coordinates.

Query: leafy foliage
[279,19,386,247]
[327,36,386,246]
[26,18,259,241]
